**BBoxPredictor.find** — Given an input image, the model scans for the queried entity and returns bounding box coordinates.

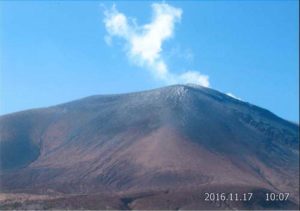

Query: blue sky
[0,1,299,122]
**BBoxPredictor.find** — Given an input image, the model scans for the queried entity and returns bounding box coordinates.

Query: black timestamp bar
[204,192,253,202]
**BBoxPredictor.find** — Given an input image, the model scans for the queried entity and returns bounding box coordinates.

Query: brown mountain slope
[0,85,299,210]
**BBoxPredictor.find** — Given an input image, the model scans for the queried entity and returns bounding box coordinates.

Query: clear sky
[0,1,299,122]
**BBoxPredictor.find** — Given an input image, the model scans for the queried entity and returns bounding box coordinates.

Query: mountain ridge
[0,84,296,126]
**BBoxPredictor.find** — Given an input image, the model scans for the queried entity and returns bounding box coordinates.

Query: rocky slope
[0,85,299,210]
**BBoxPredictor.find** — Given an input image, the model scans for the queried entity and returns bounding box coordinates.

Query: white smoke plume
[103,3,210,87]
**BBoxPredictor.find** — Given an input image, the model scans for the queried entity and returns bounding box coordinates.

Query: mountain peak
[0,85,299,210]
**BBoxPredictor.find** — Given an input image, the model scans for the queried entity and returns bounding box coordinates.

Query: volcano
[0,85,299,210]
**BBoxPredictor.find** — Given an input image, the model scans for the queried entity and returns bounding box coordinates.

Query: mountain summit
[0,85,299,209]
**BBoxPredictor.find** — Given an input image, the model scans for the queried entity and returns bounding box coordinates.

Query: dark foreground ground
[0,186,299,210]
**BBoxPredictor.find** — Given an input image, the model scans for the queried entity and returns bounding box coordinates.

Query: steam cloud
[103,3,210,87]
